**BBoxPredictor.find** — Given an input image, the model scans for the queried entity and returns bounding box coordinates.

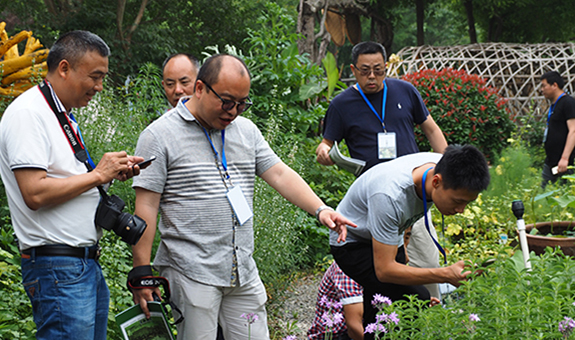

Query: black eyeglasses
[201,80,253,114]
[354,65,385,77]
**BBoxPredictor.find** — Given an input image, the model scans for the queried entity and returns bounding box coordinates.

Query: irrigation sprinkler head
[512,200,524,220]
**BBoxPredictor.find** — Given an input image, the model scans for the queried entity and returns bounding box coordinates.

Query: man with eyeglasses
[129,54,356,340]
[315,41,448,300]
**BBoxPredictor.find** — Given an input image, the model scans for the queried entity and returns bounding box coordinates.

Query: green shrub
[403,68,515,161]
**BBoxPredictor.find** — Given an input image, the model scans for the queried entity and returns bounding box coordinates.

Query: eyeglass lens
[356,66,385,77]
[202,80,252,113]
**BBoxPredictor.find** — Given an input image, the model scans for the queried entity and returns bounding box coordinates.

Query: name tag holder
[201,126,253,225]
[378,132,397,159]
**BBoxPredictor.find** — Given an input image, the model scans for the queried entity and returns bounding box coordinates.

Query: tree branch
[117,0,126,44]
[126,0,149,41]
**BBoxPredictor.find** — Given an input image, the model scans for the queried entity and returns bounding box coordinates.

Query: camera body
[95,194,147,245]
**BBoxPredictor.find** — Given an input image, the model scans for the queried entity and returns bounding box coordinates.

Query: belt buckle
[95,246,101,261]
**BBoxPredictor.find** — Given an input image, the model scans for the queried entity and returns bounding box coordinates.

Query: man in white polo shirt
[0,30,144,340]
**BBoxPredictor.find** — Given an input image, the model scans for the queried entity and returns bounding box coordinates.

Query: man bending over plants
[330,145,490,340]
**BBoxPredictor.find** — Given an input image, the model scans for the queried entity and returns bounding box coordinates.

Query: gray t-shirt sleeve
[132,128,167,194]
[367,192,403,246]
[252,122,281,176]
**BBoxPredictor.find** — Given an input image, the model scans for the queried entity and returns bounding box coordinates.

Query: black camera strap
[128,266,184,325]
[39,81,108,197]
[39,80,94,172]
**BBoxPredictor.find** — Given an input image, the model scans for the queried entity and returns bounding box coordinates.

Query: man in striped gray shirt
[129,54,355,340]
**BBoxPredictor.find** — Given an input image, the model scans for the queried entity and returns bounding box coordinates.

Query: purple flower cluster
[319,295,343,310]
[365,295,398,336]
[364,322,387,334]
[321,311,344,328]
[240,312,259,324]
[559,316,575,334]
[377,311,400,325]
[318,294,346,335]
[469,313,481,322]
[282,336,298,340]
[371,293,392,307]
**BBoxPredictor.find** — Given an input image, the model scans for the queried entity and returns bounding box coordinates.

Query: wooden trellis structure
[386,43,575,118]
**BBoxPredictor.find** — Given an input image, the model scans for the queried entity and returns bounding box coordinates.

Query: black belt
[22,244,101,260]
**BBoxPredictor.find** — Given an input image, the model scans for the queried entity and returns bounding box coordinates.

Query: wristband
[315,205,334,221]
[127,265,153,290]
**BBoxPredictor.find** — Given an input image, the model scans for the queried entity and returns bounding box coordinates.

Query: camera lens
[114,213,147,245]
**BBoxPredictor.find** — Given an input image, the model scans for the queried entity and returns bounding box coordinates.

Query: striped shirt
[133,100,280,286]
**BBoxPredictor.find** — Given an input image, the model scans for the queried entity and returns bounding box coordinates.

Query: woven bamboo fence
[386,43,575,118]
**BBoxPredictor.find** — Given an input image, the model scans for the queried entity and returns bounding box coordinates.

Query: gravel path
[275,272,322,339]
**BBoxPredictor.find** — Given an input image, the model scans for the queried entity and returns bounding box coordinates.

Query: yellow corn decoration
[0,23,49,101]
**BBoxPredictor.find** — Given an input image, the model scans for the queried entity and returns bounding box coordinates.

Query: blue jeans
[21,250,109,340]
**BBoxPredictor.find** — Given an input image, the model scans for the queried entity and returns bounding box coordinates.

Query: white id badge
[226,185,253,225]
[378,132,397,159]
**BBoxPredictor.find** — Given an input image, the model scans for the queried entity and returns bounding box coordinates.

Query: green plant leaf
[534,189,559,202]
[298,81,326,101]
[321,51,339,100]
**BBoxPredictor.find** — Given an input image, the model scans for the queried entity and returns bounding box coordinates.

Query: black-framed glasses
[354,65,385,77]
[201,80,253,114]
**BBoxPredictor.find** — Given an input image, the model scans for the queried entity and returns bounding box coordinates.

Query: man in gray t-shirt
[330,145,490,339]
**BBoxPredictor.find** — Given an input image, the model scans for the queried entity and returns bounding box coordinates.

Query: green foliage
[244,2,328,137]
[0,221,35,339]
[368,249,575,339]
[473,0,575,43]
[403,68,515,161]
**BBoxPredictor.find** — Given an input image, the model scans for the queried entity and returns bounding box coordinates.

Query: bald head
[196,54,251,88]
[162,54,199,107]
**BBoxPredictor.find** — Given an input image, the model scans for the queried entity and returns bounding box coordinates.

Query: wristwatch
[315,205,334,221]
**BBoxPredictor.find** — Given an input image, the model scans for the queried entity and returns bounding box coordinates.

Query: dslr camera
[95,193,147,245]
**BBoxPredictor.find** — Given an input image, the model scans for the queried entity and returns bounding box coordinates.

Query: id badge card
[226,185,253,225]
[378,132,397,159]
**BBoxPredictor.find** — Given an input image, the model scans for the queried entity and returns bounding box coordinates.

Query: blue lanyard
[356,80,388,131]
[68,114,96,169]
[421,167,447,264]
[547,93,565,123]
[201,127,229,180]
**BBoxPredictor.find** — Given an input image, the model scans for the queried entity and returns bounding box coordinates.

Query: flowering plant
[358,249,575,339]
[241,312,259,339]
[402,68,515,161]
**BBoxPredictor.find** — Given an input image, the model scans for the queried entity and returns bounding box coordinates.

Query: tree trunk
[297,0,321,62]
[463,0,477,43]
[416,0,424,46]
[370,17,393,54]
[488,15,503,42]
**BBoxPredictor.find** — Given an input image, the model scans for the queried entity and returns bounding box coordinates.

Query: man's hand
[94,152,144,182]
[316,139,335,166]
[557,157,570,174]
[446,260,472,287]
[132,287,162,319]
[317,209,357,243]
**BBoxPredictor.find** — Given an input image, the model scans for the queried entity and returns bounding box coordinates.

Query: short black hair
[46,30,110,72]
[541,71,565,89]
[162,53,200,75]
[196,54,251,89]
[434,145,490,192]
[351,41,387,65]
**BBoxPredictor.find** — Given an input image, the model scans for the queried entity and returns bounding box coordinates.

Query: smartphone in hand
[135,156,156,170]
